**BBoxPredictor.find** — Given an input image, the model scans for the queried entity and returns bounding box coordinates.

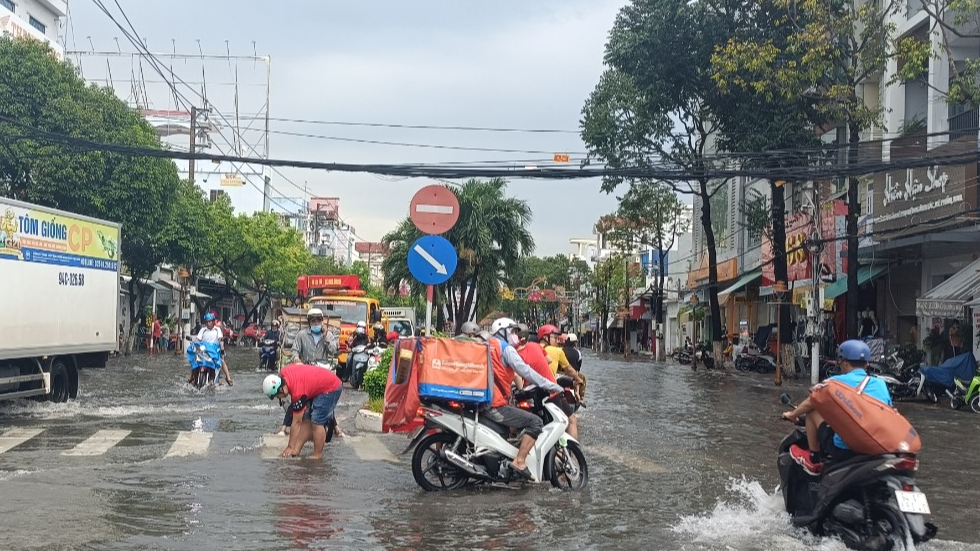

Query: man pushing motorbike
[782,339,893,475]
[487,317,564,480]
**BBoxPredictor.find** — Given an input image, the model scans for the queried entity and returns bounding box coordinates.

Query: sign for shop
[872,140,979,239]
[762,212,813,285]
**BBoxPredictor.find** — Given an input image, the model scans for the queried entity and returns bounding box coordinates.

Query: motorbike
[919,353,977,405]
[349,343,386,390]
[405,387,587,491]
[185,338,222,388]
[258,338,279,372]
[948,367,980,413]
[691,342,716,370]
[777,394,936,550]
[735,344,778,373]
[674,345,693,365]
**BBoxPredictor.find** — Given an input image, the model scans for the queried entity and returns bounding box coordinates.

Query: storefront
[686,254,737,341]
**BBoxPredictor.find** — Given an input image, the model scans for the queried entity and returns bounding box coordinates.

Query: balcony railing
[949,109,978,141]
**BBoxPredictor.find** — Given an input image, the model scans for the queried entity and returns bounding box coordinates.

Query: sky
[64,0,627,256]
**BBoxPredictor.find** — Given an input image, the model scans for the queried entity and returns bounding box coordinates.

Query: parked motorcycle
[258,338,279,372]
[692,342,715,370]
[877,364,923,402]
[919,353,977,405]
[735,344,778,373]
[948,367,980,413]
[406,387,587,491]
[777,394,936,550]
[674,345,693,365]
[349,343,386,390]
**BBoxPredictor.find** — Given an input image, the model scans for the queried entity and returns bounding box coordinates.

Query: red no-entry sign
[409,185,460,235]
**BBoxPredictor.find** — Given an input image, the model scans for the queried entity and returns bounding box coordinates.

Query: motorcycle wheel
[735,358,752,372]
[969,394,980,414]
[924,387,938,404]
[411,432,469,492]
[702,356,715,370]
[545,441,588,490]
[243,337,256,347]
[351,368,364,390]
[950,394,964,410]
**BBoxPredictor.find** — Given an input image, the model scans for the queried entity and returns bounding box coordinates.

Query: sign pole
[425,284,434,336]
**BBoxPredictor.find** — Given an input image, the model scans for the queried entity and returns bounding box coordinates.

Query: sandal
[509,462,533,480]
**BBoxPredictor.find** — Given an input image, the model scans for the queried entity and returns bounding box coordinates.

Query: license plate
[895,490,931,514]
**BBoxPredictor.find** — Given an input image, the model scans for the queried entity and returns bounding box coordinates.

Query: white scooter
[405,387,588,491]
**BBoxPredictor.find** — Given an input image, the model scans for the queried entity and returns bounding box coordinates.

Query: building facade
[0,0,64,57]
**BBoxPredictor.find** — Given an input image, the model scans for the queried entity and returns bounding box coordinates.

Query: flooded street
[1,349,978,551]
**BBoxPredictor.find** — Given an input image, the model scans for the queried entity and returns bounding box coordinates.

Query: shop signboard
[762,211,813,285]
[819,200,848,281]
[872,140,979,239]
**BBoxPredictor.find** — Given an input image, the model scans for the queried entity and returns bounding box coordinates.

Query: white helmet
[262,374,282,400]
[307,308,324,318]
[355,326,366,334]
[566,333,578,342]
[356,321,367,328]
[490,317,518,337]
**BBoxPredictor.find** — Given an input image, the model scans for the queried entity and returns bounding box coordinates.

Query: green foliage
[363,346,393,401]
[741,189,771,243]
[367,397,384,413]
[382,179,533,331]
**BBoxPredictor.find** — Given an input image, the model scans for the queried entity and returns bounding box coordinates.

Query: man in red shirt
[263,365,342,459]
[515,323,556,385]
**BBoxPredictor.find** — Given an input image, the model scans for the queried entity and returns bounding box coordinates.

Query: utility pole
[188,106,197,184]
[263,174,271,212]
[808,183,823,385]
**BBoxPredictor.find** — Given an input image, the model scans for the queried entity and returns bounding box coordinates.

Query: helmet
[307,308,324,319]
[460,321,480,336]
[566,333,578,343]
[272,320,280,327]
[837,340,871,362]
[374,323,385,332]
[516,323,530,338]
[490,317,518,336]
[262,374,282,400]
[537,324,560,340]
[357,321,367,328]
[203,312,216,321]
[355,326,366,334]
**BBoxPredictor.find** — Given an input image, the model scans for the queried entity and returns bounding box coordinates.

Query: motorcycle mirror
[779,393,792,405]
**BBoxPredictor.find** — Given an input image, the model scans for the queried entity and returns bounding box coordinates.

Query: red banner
[762,212,814,285]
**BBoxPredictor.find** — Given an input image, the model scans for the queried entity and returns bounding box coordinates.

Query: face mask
[310,325,322,334]
[507,333,520,345]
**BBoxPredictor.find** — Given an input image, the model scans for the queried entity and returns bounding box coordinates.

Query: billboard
[0,201,120,272]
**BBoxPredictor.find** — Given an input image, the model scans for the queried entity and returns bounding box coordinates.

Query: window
[0,0,15,12]
[209,189,226,201]
[28,15,45,33]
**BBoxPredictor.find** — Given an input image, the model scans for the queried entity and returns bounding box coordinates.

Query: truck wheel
[48,360,71,403]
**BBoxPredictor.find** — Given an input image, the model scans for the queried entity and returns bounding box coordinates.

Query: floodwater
[1,348,978,550]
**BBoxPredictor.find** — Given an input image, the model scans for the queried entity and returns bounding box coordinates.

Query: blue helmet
[203,312,217,321]
[837,340,870,362]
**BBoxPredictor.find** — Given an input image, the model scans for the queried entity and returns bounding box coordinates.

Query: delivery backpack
[809,376,921,456]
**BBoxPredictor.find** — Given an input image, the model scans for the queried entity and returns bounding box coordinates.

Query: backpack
[809,376,921,455]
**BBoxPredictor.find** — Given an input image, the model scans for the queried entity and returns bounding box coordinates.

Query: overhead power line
[264,117,579,134]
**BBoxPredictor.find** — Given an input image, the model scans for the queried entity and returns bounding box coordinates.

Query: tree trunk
[656,251,668,362]
[845,120,861,339]
[699,179,725,363]
[458,272,478,333]
[771,179,794,377]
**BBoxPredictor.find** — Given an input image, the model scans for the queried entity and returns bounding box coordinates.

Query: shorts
[818,422,855,463]
[485,405,543,439]
[302,388,342,426]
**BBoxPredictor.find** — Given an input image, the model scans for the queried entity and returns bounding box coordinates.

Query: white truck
[0,197,120,402]
[382,307,417,337]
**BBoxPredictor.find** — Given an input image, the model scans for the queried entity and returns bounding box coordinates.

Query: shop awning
[915,258,980,318]
[120,275,168,292]
[718,270,762,303]
[823,265,889,300]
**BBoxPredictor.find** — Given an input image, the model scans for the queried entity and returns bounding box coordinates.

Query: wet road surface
[1,349,978,550]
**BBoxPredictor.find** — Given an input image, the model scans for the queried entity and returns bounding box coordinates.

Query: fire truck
[297,275,384,362]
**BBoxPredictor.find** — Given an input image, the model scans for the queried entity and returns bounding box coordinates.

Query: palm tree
[382,179,534,334]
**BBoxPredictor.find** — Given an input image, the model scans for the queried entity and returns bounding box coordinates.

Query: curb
[354,409,383,433]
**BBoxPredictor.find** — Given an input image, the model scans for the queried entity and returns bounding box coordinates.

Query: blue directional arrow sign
[407,235,458,285]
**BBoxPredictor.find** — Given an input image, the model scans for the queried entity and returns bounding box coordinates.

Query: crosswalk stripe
[62,429,131,457]
[347,434,398,463]
[0,428,44,454]
[165,431,212,458]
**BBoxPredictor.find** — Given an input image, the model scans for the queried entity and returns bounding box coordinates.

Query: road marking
[165,431,212,458]
[412,244,448,275]
[415,204,454,215]
[62,429,131,457]
[346,434,398,463]
[591,445,668,474]
[260,434,288,459]
[0,428,44,454]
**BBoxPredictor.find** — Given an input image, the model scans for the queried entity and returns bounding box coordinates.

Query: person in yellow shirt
[537,325,584,384]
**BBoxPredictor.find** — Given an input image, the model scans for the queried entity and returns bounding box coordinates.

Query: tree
[382,179,534,333]
[582,0,731,361]
[589,253,630,352]
[613,181,688,360]
[0,36,182,351]
[501,254,587,327]
[712,0,901,338]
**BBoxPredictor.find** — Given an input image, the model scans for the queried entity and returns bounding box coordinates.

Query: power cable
[262,117,579,134]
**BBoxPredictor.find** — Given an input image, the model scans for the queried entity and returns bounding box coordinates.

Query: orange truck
[297,275,384,363]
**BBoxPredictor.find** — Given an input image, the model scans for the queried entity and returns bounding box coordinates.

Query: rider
[456,321,481,341]
[514,323,555,385]
[290,308,337,365]
[263,364,343,459]
[191,312,233,386]
[370,322,388,346]
[487,317,564,480]
[782,339,893,475]
[562,332,587,401]
[344,321,371,377]
[527,324,580,440]
[538,325,584,384]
